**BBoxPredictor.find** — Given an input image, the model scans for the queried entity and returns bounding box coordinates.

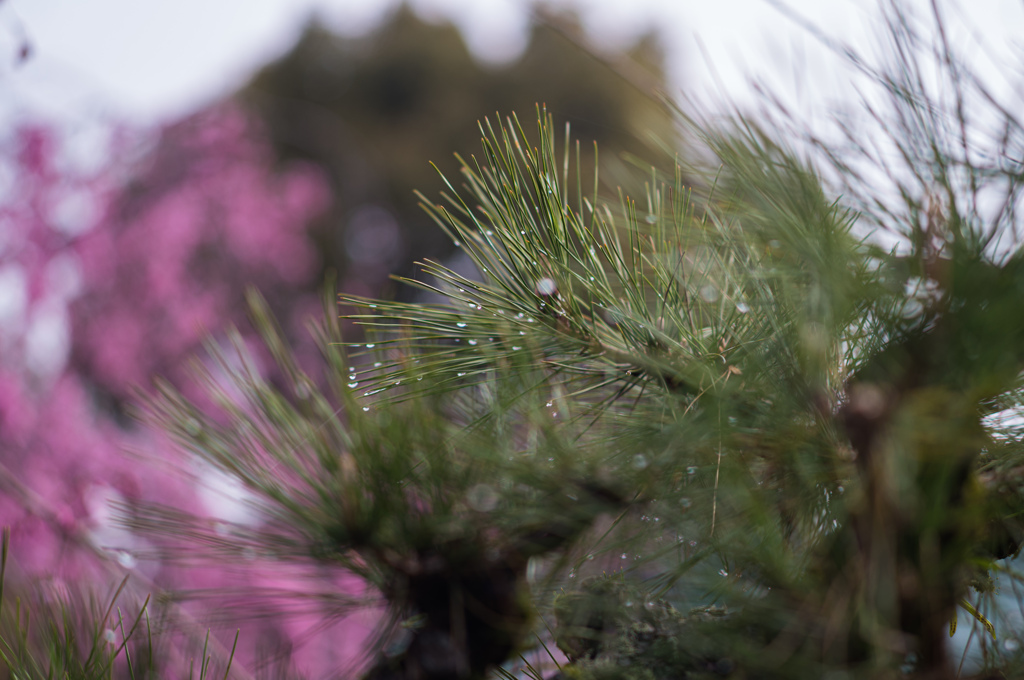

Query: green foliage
[552,574,735,679]
[0,529,238,680]
[0,530,141,680]
[138,3,1024,679]
[143,280,635,679]
[333,102,877,677]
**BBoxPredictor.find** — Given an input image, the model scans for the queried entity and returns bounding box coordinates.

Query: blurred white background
[4,0,1021,129]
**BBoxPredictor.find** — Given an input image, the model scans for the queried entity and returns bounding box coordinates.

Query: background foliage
[239,6,675,303]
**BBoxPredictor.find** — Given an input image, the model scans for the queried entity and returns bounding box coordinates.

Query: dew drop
[115,550,137,569]
[687,466,697,475]
[456,322,467,328]
[365,343,375,349]
[457,372,466,377]
[621,553,628,560]
[348,382,358,388]
[512,346,522,351]
[719,569,729,577]
[535,277,557,296]
[736,301,750,314]
[699,285,719,303]
[546,401,553,407]
[468,339,478,346]
[374,362,382,368]
[362,406,370,412]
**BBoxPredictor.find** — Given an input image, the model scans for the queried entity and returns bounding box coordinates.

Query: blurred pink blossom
[0,104,371,676]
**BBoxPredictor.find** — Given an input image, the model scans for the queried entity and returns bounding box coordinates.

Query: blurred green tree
[236,5,675,301]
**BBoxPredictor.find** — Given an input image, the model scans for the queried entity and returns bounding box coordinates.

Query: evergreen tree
[130,3,1024,679]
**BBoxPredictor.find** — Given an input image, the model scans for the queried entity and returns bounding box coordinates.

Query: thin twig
[711,403,723,536]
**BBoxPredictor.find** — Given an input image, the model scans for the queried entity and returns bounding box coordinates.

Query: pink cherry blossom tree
[0,105,375,677]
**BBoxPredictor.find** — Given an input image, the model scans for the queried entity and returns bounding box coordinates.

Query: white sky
[5,0,1020,131]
